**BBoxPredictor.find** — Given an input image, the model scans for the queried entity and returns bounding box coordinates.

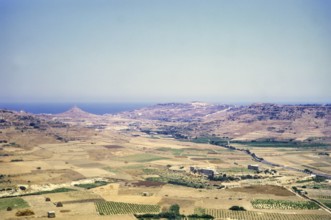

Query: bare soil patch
[310,162,330,167]
[104,145,124,149]
[209,160,223,164]
[62,199,104,204]
[228,185,294,196]
[158,197,195,214]
[75,163,104,168]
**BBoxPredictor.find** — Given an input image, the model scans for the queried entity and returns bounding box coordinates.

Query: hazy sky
[1,0,330,103]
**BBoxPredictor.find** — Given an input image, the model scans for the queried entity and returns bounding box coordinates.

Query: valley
[0,103,330,219]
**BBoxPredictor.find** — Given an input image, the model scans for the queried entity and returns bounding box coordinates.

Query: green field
[235,141,329,148]
[95,201,160,215]
[0,197,29,210]
[305,184,331,190]
[103,166,119,173]
[196,208,331,220]
[187,136,330,148]
[190,137,228,145]
[156,147,184,156]
[29,187,76,195]
[117,153,168,162]
[143,168,210,189]
[318,199,331,209]
[251,199,319,210]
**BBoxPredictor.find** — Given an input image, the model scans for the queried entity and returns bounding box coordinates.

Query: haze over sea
[0,103,152,115]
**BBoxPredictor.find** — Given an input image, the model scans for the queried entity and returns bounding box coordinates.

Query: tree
[229,206,246,211]
[169,204,180,215]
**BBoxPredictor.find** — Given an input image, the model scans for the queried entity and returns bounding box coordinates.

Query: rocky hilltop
[118,102,232,122]
[55,106,97,119]
[117,103,331,143]
[0,109,70,148]
[1,103,330,144]
[0,109,66,131]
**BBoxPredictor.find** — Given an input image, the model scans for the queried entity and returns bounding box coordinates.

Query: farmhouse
[47,211,55,218]
[248,164,259,171]
[190,166,216,178]
[200,168,215,178]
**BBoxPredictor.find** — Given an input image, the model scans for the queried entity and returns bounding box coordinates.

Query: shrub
[188,214,214,219]
[19,186,26,190]
[10,159,23,162]
[169,204,180,215]
[313,176,326,182]
[229,206,246,211]
[15,209,35,216]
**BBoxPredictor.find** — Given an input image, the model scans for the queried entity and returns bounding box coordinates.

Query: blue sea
[0,103,153,115]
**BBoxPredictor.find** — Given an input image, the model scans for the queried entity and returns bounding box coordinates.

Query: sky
[1,0,330,103]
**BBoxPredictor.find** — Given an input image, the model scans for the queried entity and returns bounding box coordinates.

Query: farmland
[116,153,168,162]
[143,168,210,189]
[0,103,331,219]
[197,208,331,220]
[319,200,331,209]
[95,201,160,215]
[234,140,329,148]
[0,197,29,210]
[251,199,319,210]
